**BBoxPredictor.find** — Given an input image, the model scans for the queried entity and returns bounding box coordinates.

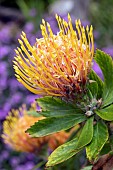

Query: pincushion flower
[13,14,94,98]
[2,104,48,153]
[2,103,72,153]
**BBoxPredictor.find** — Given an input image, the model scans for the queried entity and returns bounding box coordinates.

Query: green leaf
[87,81,98,99]
[76,116,94,149]
[95,104,113,121]
[36,96,83,117]
[81,166,93,170]
[86,121,108,161]
[46,137,82,167]
[46,117,93,167]
[109,132,113,150]
[26,114,86,137]
[27,111,42,117]
[100,142,111,155]
[88,69,103,99]
[94,50,113,107]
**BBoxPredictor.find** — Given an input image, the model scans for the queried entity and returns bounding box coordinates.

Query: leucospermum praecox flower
[13,14,94,98]
[2,103,72,153]
[2,104,47,153]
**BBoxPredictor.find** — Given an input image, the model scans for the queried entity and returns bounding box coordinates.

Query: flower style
[2,103,72,153]
[13,14,94,98]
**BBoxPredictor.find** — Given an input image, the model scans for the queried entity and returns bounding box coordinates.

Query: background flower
[2,102,72,154]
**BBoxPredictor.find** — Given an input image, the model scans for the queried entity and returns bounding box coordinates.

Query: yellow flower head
[2,102,73,153]
[13,14,94,98]
[2,104,48,153]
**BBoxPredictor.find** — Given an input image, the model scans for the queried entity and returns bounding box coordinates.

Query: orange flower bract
[13,14,94,97]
